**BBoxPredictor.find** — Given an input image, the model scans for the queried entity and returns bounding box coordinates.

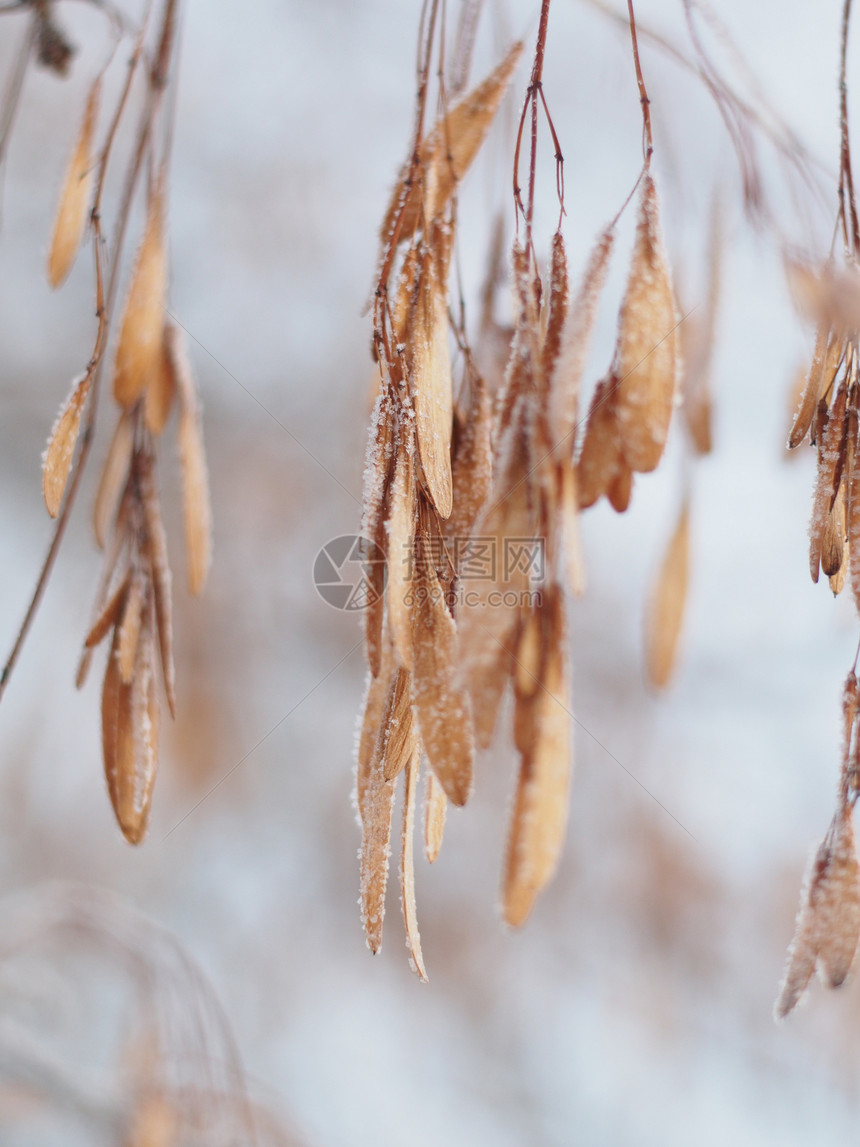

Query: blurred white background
[2,1,860,1144]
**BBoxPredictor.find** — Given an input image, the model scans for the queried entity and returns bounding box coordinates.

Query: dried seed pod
[445,373,493,544]
[381,41,523,245]
[42,374,90,518]
[101,602,160,846]
[362,390,395,677]
[822,483,847,579]
[47,78,100,288]
[377,667,417,783]
[810,382,847,584]
[400,747,428,981]
[549,226,615,448]
[503,586,572,927]
[412,237,454,519]
[167,322,213,596]
[540,232,569,383]
[645,501,690,689]
[816,808,860,988]
[776,806,860,1017]
[94,412,135,548]
[113,182,168,409]
[613,176,679,474]
[424,769,447,863]
[386,436,416,671]
[606,462,633,514]
[359,734,397,954]
[144,325,177,435]
[355,646,394,823]
[138,453,176,719]
[117,568,147,684]
[410,536,474,806]
[575,376,621,508]
[84,569,130,650]
[788,325,844,449]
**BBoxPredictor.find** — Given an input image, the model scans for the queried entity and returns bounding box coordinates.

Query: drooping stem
[626,0,652,165]
[839,0,859,256]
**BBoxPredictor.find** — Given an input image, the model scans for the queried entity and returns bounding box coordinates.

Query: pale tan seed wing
[355,645,394,823]
[117,568,147,684]
[815,808,860,988]
[138,455,176,719]
[43,374,91,518]
[387,437,416,670]
[445,374,493,544]
[380,41,523,245]
[424,768,447,863]
[503,588,572,927]
[457,440,531,747]
[378,667,417,783]
[359,742,397,954]
[102,627,131,833]
[559,462,586,597]
[362,390,394,677]
[410,539,474,806]
[606,462,633,513]
[614,176,679,474]
[84,568,130,650]
[114,598,160,845]
[788,322,837,449]
[645,501,691,689]
[413,242,454,519]
[775,871,820,1019]
[167,322,212,596]
[810,384,847,584]
[144,325,177,435]
[575,376,621,509]
[400,747,428,981]
[549,227,615,449]
[47,78,100,288]
[540,232,569,384]
[114,183,168,409]
[821,483,846,579]
[94,412,134,548]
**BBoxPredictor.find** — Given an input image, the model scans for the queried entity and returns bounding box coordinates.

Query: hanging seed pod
[381,41,523,245]
[424,770,447,863]
[400,747,428,981]
[47,78,100,288]
[166,322,213,597]
[113,182,168,409]
[94,412,135,548]
[42,374,90,518]
[613,176,679,474]
[503,586,572,927]
[644,501,691,689]
[412,235,454,519]
[410,535,474,806]
[549,226,615,448]
[576,375,621,509]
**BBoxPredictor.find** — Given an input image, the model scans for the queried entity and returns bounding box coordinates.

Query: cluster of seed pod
[357,6,684,976]
[777,263,860,1013]
[777,669,860,1017]
[18,0,211,844]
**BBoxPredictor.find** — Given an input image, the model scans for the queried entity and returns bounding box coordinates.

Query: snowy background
[2,0,860,1144]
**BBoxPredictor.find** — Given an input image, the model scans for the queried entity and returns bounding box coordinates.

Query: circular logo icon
[313,535,387,612]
